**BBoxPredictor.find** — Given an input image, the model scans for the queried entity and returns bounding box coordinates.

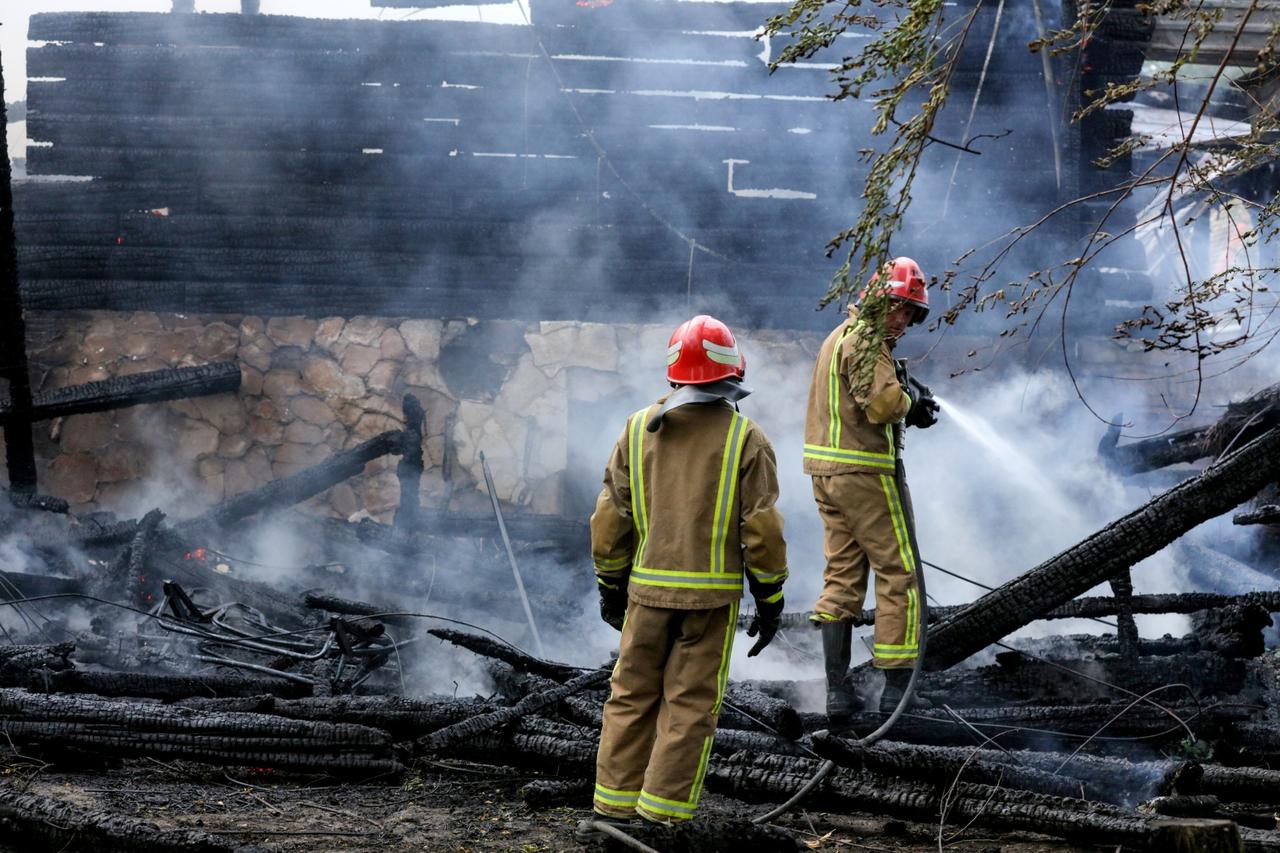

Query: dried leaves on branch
[766,0,1280,414]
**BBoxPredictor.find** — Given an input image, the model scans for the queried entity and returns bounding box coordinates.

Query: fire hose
[752,421,928,825]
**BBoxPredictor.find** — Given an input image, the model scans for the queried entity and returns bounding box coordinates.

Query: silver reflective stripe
[702,337,741,367]
[666,340,683,366]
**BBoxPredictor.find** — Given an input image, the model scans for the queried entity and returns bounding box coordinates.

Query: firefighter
[803,257,938,722]
[587,315,788,827]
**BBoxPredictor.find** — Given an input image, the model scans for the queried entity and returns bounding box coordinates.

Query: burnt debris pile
[0,390,1277,850]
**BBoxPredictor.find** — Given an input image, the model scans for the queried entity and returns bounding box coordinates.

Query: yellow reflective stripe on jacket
[630,567,743,591]
[709,412,749,574]
[802,443,896,469]
[826,323,857,448]
[747,566,788,585]
[759,588,784,604]
[628,409,650,567]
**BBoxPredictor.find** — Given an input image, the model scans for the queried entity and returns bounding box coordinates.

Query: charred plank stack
[16,3,1066,327]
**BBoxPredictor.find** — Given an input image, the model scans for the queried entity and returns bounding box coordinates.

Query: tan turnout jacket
[590,397,788,609]
[803,307,911,476]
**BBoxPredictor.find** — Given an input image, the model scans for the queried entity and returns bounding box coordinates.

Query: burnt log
[0,65,37,493]
[0,688,404,775]
[0,787,258,853]
[0,642,75,681]
[185,430,404,529]
[394,394,425,531]
[99,507,164,603]
[301,590,414,627]
[0,362,241,426]
[1235,505,1280,526]
[722,683,803,740]
[319,512,588,553]
[178,693,485,739]
[1111,569,1139,658]
[521,778,593,809]
[5,491,68,513]
[809,732,1089,800]
[427,627,579,681]
[1100,423,1214,474]
[828,702,1249,750]
[0,570,82,599]
[761,589,1280,633]
[419,668,609,752]
[922,425,1280,671]
[710,752,1268,851]
[1191,606,1272,658]
[26,669,310,700]
[916,651,1250,707]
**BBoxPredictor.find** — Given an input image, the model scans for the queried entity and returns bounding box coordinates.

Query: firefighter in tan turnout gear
[587,315,788,826]
[804,257,939,722]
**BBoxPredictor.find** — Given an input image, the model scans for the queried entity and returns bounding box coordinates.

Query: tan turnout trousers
[811,472,920,669]
[593,600,738,822]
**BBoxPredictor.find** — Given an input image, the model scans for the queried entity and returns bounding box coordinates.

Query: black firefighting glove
[746,593,784,657]
[898,361,939,430]
[598,583,627,632]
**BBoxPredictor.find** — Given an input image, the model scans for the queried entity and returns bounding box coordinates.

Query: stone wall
[11,311,825,524]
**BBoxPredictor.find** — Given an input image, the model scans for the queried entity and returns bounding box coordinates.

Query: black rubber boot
[879,667,913,714]
[820,621,856,725]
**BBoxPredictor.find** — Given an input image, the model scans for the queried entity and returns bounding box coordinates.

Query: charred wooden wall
[15,3,1069,329]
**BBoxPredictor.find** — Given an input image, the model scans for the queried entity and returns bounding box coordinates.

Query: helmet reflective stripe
[666,340,683,366]
[702,338,741,367]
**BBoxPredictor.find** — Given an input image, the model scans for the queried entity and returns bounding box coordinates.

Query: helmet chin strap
[646,378,752,432]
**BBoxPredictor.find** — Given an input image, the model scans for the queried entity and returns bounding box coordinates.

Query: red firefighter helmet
[666,315,746,385]
[861,256,929,324]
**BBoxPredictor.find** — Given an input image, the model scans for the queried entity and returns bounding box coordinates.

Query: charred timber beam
[1235,505,1280,526]
[0,570,84,598]
[4,490,68,513]
[0,362,241,426]
[722,683,803,740]
[178,694,485,739]
[427,628,579,682]
[301,590,415,627]
[761,590,1280,633]
[711,752,1266,852]
[0,787,251,853]
[923,426,1280,671]
[394,394,425,531]
[323,512,588,552]
[419,668,609,752]
[1100,423,1213,474]
[0,687,404,775]
[187,429,404,528]
[101,507,163,604]
[0,58,37,493]
[0,642,74,682]
[521,778,593,809]
[809,732,1104,801]
[826,703,1249,750]
[1111,569,1139,658]
[916,651,1248,707]
[26,669,311,700]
